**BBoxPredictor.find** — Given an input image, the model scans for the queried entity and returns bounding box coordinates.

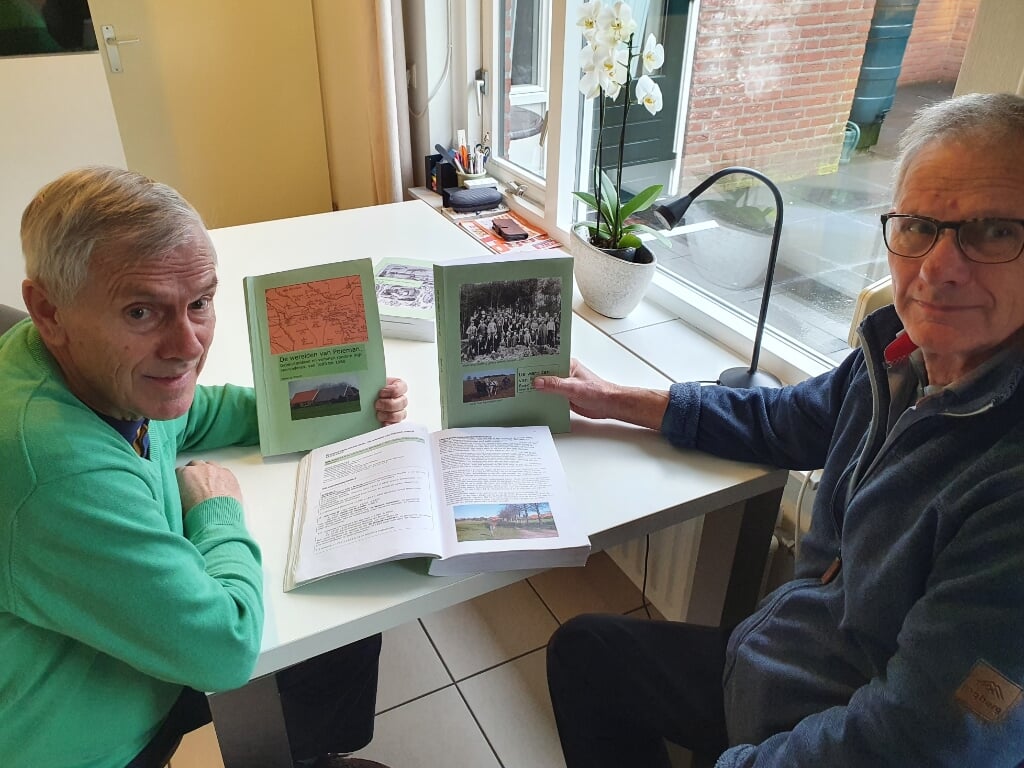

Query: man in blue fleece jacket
[1,167,407,768]
[536,93,1024,767]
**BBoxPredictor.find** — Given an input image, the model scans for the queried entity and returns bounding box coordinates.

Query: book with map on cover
[284,421,590,590]
[373,258,436,341]
[433,250,572,433]
[243,259,387,457]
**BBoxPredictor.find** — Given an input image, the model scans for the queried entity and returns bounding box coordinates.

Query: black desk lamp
[654,166,783,388]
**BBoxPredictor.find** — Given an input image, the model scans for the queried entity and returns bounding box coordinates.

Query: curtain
[369,0,414,203]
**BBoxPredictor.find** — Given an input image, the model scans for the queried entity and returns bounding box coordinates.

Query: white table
[198,201,787,766]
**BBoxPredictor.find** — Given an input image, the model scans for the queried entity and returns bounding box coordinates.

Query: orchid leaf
[619,183,663,219]
[622,221,672,247]
[616,232,644,249]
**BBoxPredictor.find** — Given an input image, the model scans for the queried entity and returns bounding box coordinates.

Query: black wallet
[492,217,528,241]
[444,187,503,213]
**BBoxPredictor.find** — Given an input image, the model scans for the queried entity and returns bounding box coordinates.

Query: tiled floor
[168,551,674,768]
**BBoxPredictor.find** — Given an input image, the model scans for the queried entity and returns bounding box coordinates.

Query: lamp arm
[682,167,783,376]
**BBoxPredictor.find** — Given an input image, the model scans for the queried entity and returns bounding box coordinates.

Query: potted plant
[570,0,667,317]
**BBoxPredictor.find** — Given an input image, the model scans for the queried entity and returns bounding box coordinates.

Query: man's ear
[22,279,68,348]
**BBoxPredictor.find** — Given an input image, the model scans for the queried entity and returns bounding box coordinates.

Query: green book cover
[434,250,572,433]
[243,258,387,456]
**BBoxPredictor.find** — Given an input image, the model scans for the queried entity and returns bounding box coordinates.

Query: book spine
[433,263,448,428]
[242,276,271,455]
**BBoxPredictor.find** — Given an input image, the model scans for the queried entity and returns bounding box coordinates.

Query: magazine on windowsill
[283,422,590,591]
[456,212,562,254]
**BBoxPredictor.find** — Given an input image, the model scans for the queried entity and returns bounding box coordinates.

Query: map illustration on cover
[244,259,386,456]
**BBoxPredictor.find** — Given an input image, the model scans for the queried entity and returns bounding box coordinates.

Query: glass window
[494,0,551,180]
[570,0,975,366]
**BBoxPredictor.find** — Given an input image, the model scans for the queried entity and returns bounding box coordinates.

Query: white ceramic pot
[571,230,657,318]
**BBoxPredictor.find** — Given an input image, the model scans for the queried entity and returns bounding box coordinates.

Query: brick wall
[898,0,978,85]
[681,0,876,184]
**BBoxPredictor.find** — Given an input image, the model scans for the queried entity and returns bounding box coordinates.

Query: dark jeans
[125,633,382,768]
[546,614,731,768]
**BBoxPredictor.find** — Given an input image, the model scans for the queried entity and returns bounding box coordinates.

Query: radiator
[606,517,704,622]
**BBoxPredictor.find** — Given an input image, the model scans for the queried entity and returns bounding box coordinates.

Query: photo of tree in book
[462,369,515,403]
[459,277,562,365]
[453,502,558,542]
[287,373,361,421]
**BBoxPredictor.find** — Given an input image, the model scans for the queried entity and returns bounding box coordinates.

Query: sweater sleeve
[175,383,260,453]
[11,461,265,693]
[716,486,1024,767]
[661,351,862,471]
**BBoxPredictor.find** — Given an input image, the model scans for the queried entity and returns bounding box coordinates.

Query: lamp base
[718,366,782,388]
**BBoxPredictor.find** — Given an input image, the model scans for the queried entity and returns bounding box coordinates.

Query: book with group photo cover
[283,422,590,591]
[433,250,573,434]
[243,258,387,457]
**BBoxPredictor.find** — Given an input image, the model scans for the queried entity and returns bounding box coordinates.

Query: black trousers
[546,614,731,768]
[126,633,382,768]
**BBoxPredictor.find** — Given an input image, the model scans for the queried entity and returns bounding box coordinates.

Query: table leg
[207,674,294,768]
[686,486,784,627]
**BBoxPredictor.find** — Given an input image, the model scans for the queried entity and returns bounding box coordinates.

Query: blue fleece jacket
[663,306,1024,767]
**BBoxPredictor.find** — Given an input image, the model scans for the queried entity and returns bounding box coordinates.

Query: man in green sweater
[0,167,408,768]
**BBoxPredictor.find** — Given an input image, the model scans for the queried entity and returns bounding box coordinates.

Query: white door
[88,1,332,229]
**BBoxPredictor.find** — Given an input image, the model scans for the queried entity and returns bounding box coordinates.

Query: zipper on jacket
[820,553,842,585]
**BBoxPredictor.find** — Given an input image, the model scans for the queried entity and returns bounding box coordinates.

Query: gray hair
[894,92,1024,191]
[21,166,212,306]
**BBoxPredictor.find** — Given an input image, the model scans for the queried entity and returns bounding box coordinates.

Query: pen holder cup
[457,171,487,188]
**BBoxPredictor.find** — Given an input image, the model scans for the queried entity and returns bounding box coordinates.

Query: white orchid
[642,33,664,72]
[635,75,663,115]
[596,1,637,46]
[573,1,667,252]
[576,1,603,41]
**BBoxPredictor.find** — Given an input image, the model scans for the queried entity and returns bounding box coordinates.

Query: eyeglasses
[880,214,1024,264]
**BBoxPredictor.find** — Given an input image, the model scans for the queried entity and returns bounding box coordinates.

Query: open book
[284,422,590,591]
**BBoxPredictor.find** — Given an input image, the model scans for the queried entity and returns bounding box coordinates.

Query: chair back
[0,304,29,334]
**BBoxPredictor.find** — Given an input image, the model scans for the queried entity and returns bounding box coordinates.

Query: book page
[428,426,583,562]
[285,423,442,590]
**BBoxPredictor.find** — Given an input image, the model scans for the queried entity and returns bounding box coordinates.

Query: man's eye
[904,218,935,236]
[127,307,151,321]
[190,297,212,311]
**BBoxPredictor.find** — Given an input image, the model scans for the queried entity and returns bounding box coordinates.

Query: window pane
[573,0,976,364]
[498,0,549,178]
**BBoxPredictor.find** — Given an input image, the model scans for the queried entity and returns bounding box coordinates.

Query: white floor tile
[529,550,644,622]
[459,648,566,768]
[353,685,501,768]
[420,579,559,680]
[376,619,452,713]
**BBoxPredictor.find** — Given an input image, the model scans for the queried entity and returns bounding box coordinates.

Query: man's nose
[161,315,207,359]
[920,228,972,283]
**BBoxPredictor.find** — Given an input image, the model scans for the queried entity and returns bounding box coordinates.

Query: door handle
[101,25,140,74]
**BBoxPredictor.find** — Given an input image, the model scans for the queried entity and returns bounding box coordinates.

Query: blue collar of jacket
[856,304,1024,417]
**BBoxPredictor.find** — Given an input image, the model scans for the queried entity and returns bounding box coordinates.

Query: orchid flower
[635,75,663,115]
[576,1,603,42]
[596,1,637,46]
[642,33,664,73]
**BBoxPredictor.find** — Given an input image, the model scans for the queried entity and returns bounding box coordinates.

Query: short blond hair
[21,166,211,306]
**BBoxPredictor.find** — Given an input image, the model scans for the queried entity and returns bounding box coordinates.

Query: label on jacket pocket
[955,660,1022,723]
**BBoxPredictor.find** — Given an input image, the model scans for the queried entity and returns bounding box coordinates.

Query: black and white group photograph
[458,277,562,365]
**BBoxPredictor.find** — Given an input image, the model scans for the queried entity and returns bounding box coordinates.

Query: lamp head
[654,195,693,230]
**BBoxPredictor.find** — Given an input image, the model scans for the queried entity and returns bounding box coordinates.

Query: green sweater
[0,320,265,768]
